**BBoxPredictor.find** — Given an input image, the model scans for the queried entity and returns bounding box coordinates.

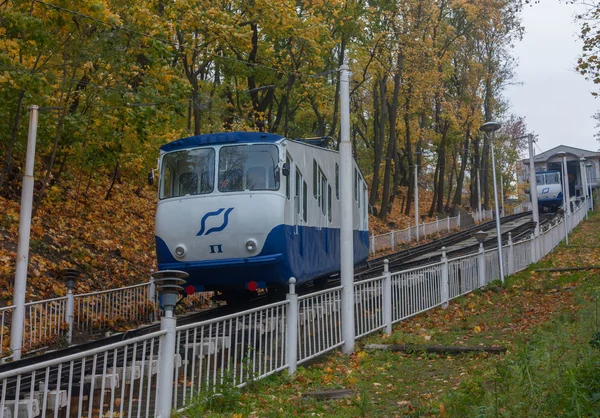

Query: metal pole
[528,134,540,239]
[414,164,419,241]
[66,287,74,345]
[339,64,355,354]
[477,168,482,215]
[286,278,298,374]
[383,260,392,334]
[490,132,505,283]
[560,157,569,246]
[441,247,449,308]
[157,310,176,418]
[10,105,39,360]
[500,174,505,217]
[563,156,571,215]
[589,166,594,211]
[507,232,514,276]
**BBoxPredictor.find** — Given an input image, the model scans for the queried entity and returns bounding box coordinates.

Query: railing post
[371,232,375,255]
[66,288,74,345]
[441,247,449,309]
[458,212,461,229]
[148,270,156,306]
[383,260,392,334]
[408,222,412,242]
[478,242,486,288]
[530,233,536,264]
[286,278,298,375]
[61,269,80,346]
[436,216,439,234]
[507,232,514,276]
[447,215,450,232]
[391,230,395,251]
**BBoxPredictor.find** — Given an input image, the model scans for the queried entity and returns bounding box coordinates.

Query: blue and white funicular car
[154,132,369,301]
[536,170,563,211]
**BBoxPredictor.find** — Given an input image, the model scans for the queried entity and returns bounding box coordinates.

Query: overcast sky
[504,0,599,156]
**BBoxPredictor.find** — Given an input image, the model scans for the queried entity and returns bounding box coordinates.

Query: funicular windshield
[218,144,280,192]
[159,148,215,199]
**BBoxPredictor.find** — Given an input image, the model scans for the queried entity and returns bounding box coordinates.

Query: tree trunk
[482,132,490,209]
[379,54,403,219]
[404,91,414,216]
[453,129,470,206]
[445,145,457,210]
[192,87,201,135]
[369,77,387,209]
[435,126,448,214]
[470,135,481,210]
[104,160,120,201]
[0,90,26,191]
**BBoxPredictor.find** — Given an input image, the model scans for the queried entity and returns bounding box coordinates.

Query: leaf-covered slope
[0,177,156,302]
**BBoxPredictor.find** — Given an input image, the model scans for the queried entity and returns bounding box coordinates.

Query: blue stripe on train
[155,225,369,289]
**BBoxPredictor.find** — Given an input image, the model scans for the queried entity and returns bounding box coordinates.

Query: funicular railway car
[153,132,369,302]
[536,170,563,211]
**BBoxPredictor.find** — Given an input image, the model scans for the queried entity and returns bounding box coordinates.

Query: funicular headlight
[246,239,257,252]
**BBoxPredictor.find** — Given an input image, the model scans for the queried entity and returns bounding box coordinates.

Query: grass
[176,211,600,417]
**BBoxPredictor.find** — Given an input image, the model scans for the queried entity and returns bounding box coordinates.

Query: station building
[519,145,600,198]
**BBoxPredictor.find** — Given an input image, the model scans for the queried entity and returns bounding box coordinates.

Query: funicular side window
[328,185,332,222]
[285,155,291,199]
[303,181,308,222]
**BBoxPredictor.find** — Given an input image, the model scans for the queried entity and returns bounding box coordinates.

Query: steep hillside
[0,177,156,302]
[0,178,436,301]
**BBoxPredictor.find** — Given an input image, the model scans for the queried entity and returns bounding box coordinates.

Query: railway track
[1,211,543,372]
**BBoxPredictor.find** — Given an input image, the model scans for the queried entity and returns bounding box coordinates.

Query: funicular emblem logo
[197,208,234,236]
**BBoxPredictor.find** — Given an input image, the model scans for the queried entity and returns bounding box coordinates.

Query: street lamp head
[586,163,593,167]
[555,151,566,157]
[473,230,488,244]
[480,121,502,133]
[580,156,586,162]
[151,270,188,312]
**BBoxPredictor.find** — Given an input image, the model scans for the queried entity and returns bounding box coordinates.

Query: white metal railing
[0,297,69,359]
[1,277,215,361]
[172,300,289,410]
[512,202,532,214]
[74,283,153,334]
[1,202,589,418]
[0,329,165,418]
[370,214,461,254]
[391,262,444,323]
[354,277,385,338]
[297,286,343,363]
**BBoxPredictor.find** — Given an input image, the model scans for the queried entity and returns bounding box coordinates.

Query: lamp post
[339,63,355,354]
[556,151,569,245]
[152,269,187,418]
[477,167,482,221]
[587,163,594,210]
[525,134,540,238]
[480,121,504,283]
[580,157,588,200]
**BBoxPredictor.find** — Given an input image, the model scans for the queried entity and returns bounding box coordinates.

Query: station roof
[160,132,284,153]
[522,145,600,164]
